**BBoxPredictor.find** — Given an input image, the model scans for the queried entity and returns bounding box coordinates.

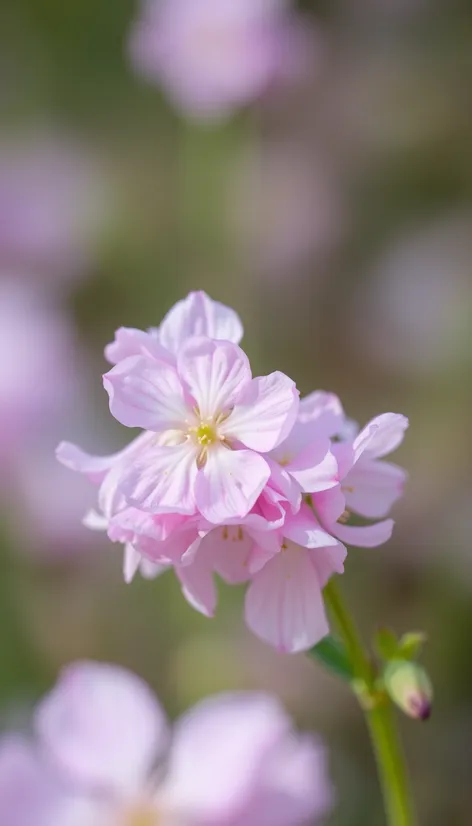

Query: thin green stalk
[323,579,417,826]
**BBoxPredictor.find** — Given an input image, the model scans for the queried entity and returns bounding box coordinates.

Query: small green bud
[383,659,433,721]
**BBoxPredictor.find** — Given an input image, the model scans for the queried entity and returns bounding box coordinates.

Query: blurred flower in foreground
[58,292,408,653]
[0,137,105,286]
[129,0,310,121]
[0,279,76,473]
[352,213,472,376]
[0,660,333,826]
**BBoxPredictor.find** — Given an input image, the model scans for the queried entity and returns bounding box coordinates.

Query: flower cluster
[0,661,333,826]
[58,292,408,653]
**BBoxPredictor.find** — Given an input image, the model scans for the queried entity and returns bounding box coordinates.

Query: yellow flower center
[196,422,218,446]
[123,804,159,826]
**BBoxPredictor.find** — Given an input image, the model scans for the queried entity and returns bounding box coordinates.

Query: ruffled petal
[195,447,270,523]
[352,413,409,463]
[343,459,407,519]
[104,326,168,365]
[118,442,198,515]
[103,355,188,431]
[223,372,299,452]
[159,291,243,353]
[298,390,345,439]
[177,337,251,420]
[283,505,339,549]
[334,519,394,548]
[35,661,169,794]
[245,545,330,653]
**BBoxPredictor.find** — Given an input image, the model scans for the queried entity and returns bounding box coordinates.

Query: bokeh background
[1,1,471,823]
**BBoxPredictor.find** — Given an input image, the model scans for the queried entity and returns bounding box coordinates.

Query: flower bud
[383,660,433,721]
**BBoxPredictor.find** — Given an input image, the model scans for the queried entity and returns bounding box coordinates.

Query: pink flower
[105,289,244,366]
[0,661,334,826]
[313,413,409,547]
[128,0,309,121]
[103,336,299,522]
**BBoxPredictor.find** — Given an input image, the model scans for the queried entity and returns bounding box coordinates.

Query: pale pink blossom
[129,0,310,120]
[103,336,299,522]
[105,290,243,366]
[0,661,334,826]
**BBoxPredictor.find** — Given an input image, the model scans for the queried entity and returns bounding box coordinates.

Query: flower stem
[323,579,417,826]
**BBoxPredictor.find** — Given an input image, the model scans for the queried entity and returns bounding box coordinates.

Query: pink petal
[298,390,345,439]
[202,526,254,584]
[123,543,170,583]
[103,355,188,430]
[223,372,299,452]
[161,693,294,822]
[35,661,169,793]
[354,413,409,462]
[55,442,118,485]
[311,542,347,589]
[177,337,251,420]
[287,443,338,493]
[265,457,302,512]
[343,459,407,519]
[158,290,243,353]
[0,736,62,826]
[334,519,394,548]
[176,551,217,617]
[245,545,330,653]
[312,486,346,527]
[283,504,340,549]
[239,733,334,826]
[195,447,270,523]
[118,442,198,514]
[104,326,168,365]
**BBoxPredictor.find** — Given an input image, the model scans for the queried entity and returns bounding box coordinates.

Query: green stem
[323,579,417,826]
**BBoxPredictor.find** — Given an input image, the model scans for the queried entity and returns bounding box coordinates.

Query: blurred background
[0,0,471,823]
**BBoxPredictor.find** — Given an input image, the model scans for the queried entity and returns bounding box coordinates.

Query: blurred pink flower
[129,0,310,120]
[0,280,76,468]
[352,214,472,375]
[0,138,104,284]
[0,661,334,826]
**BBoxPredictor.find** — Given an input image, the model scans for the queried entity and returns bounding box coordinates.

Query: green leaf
[308,635,354,682]
[397,631,428,661]
[374,627,399,661]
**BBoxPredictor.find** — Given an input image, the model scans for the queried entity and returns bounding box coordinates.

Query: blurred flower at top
[0,660,334,826]
[0,279,78,475]
[351,213,472,376]
[128,0,312,121]
[230,140,347,278]
[0,136,106,287]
